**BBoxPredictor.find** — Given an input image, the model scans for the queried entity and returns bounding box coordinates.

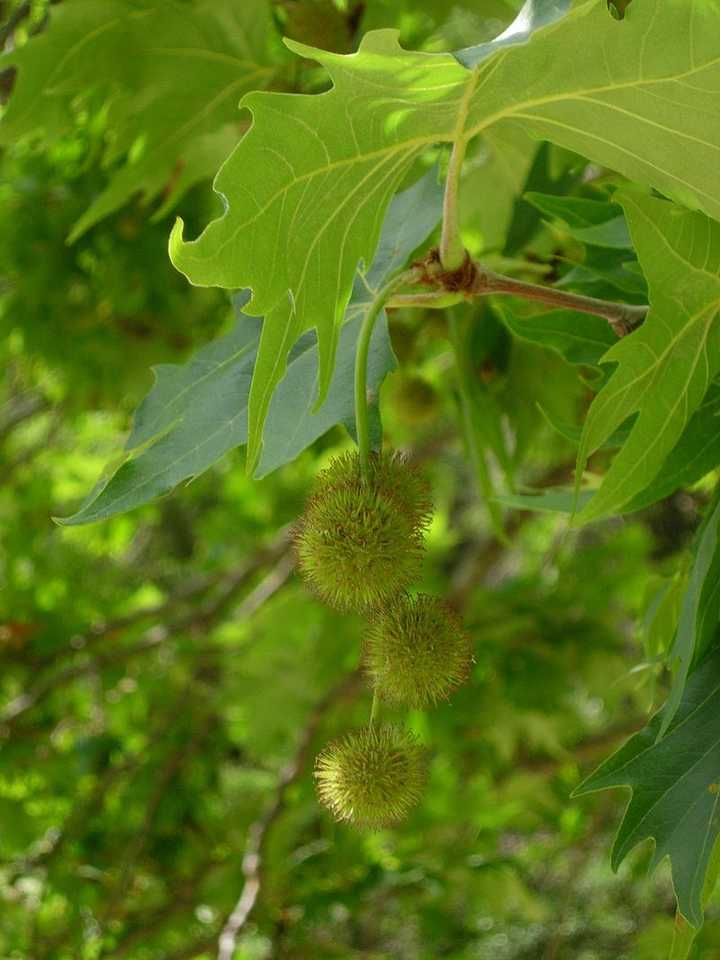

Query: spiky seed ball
[315,725,425,828]
[294,451,432,612]
[364,594,473,708]
[393,375,439,425]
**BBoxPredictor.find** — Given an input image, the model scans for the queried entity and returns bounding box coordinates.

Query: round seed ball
[364,593,473,708]
[315,724,425,828]
[295,450,432,612]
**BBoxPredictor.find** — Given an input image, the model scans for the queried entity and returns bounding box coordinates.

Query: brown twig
[392,252,649,338]
[469,265,648,337]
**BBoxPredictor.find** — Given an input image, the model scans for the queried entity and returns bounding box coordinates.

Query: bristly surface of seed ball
[364,593,473,708]
[315,725,425,828]
[294,451,432,612]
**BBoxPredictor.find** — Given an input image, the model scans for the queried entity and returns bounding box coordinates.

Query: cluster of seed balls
[295,449,473,828]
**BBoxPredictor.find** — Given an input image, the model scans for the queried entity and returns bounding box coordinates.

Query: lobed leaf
[59,171,442,523]
[171,0,720,467]
[0,0,279,238]
[625,380,720,513]
[576,193,720,523]
[575,649,720,927]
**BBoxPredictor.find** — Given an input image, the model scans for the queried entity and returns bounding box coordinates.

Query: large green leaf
[169,31,470,472]
[0,0,279,238]
[576,193,720,524]
[574,649,720,927]
[257,168,444,477]
[59,171,442,523]
[171,0,720,469]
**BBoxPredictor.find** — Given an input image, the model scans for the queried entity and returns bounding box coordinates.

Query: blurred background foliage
[1,0,718,958]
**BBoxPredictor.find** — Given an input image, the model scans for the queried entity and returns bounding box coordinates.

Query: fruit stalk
[354,268,421,480]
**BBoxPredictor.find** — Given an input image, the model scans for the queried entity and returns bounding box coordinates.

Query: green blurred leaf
[0,0,280,238]
[496,488,594,514]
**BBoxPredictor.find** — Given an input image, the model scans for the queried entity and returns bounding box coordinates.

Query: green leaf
[59,171,441,523]
[500,307,616,367]
[576,193,720,524]
[464,0,720,224]
[57,303,260,526]
[0,0,279,238]
[461,126,539,254]
[538,404,631,449]
[525,193,621,230]
[449,309,513,537]
[625,380,720,513]
[171,0,720,469]
[170,31,470,471]
[659,496,720,738]
[574,649,720,928]
[570,217,632,250]
[525,192,632,248]
[256,168,444,478]
[557,253,647,300]
[496,488,595,514]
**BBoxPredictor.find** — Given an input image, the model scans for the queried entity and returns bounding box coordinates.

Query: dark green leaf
[499,307,616,367]
[525,193,623,231]
[659,496,720,738]
[575,649,720,927]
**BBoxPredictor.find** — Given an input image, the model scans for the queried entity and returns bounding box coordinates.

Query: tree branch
[469,266,648,337]
[392,254,649,337]
[1,530,292,731]
[217,671,361,960]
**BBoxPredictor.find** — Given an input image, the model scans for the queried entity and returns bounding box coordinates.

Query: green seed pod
[295,451,432,612]
[364,594,473,708]
[393,374,439,425]
[315,725,425,828]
